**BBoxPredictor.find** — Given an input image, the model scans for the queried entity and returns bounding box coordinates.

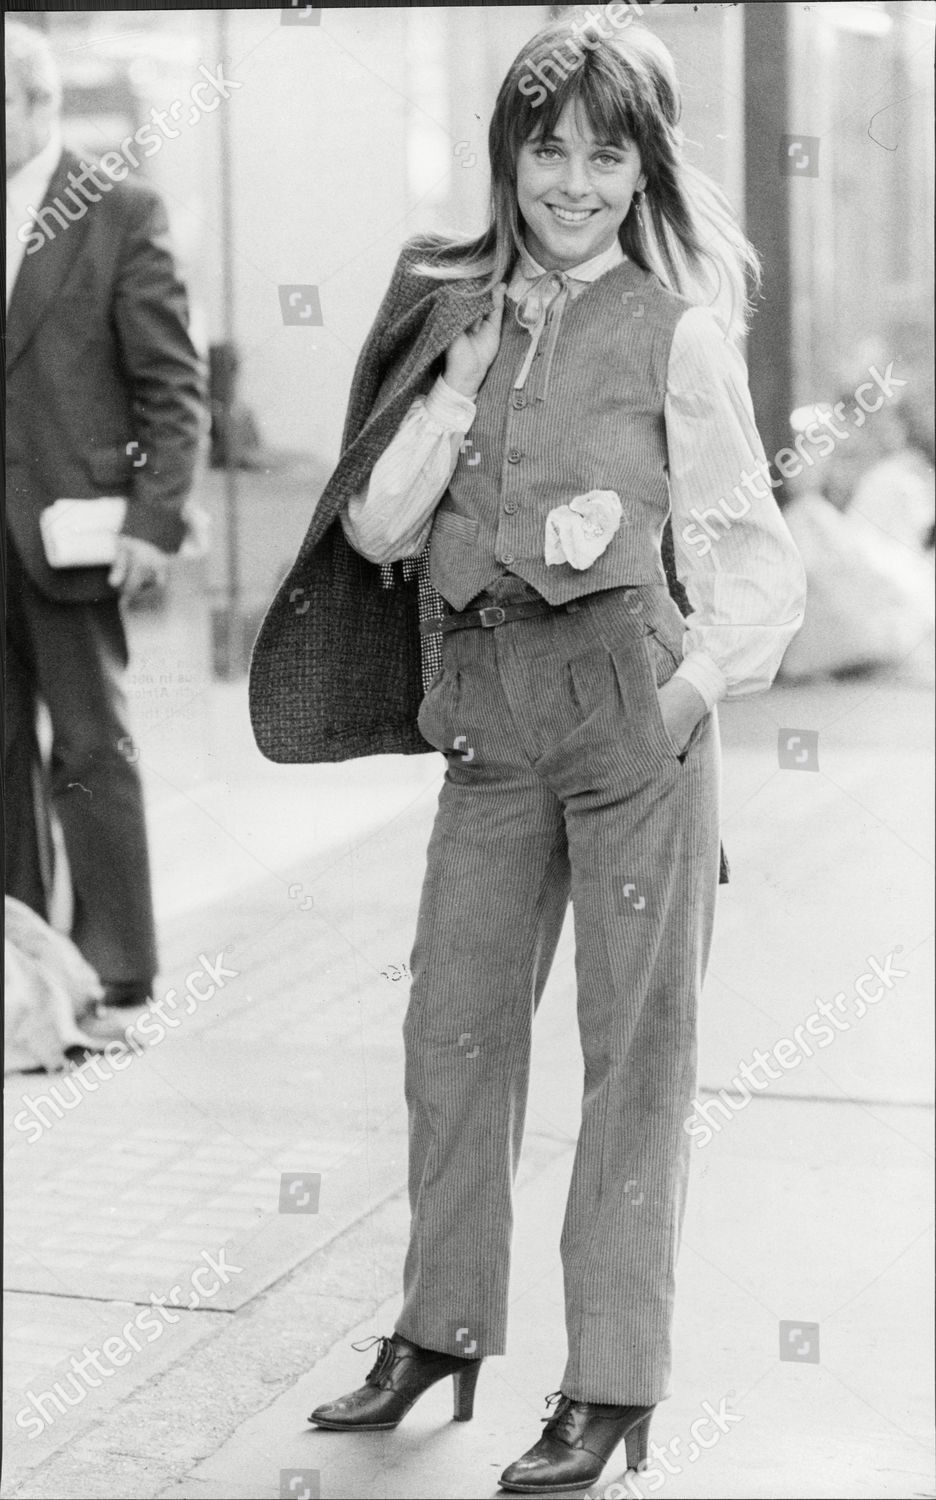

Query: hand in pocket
[655,675,707,755]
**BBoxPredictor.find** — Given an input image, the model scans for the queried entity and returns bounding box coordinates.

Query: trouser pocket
[641,626,708,764]
[416,662,461,752]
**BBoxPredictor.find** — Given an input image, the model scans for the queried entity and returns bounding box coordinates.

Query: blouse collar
[515,236,626,289]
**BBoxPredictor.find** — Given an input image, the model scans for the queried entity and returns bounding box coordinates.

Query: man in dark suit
[5,22,204,1007]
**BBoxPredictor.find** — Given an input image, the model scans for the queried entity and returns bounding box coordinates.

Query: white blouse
[341,241,806,708]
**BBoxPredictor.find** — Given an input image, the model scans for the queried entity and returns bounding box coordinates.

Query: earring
[632,189,644,226]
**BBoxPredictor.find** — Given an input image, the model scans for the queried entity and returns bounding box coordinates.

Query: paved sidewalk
[3,586,934,1499]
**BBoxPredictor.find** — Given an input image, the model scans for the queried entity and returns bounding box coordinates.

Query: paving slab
[700,675,934,1108]
[2,1292,220,1483]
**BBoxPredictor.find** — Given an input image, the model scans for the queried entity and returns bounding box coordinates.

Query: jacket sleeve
[112,185,205,553]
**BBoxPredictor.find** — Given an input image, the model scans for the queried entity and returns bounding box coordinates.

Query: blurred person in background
[778,369,934,683]
[4,21,204,1017]
[779,384,934,683]
[253,13,804,1492]
[829,387,935,556]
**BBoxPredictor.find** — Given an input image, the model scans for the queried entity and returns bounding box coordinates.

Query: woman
[250,15,805,1494]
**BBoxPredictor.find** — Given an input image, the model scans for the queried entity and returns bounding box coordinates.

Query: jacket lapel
[305,280,493,549]
[6,152,97,373]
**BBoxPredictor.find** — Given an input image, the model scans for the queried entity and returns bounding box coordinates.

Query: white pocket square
[544,489,623,570]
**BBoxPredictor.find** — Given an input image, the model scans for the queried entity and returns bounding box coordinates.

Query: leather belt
[420,598,571,635]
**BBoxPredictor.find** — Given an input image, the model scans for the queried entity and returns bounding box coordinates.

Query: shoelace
[541,1390,572,1433]
[351,1334,396,1385]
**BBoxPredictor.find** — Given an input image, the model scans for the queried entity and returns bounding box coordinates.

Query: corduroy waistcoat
[430,260,686,610]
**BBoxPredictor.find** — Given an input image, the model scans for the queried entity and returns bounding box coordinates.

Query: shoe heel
[452,1360,481,1421]
[625,1412,652,1471]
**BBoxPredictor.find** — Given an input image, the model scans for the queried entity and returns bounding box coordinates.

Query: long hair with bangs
[412,15,760,341]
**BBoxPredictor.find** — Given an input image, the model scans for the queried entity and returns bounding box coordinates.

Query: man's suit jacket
[5,149,204,602]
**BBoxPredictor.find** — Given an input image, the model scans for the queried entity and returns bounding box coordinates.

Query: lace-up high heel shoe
[307,1333,482,1431]
[499,1393,654,1493]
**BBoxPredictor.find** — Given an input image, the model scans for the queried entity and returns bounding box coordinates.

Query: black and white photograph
[3,3,934,1497]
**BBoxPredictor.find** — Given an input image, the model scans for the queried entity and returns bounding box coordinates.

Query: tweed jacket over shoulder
[248,237,690,766]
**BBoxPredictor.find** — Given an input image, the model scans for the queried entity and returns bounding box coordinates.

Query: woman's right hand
[443,282,507,399]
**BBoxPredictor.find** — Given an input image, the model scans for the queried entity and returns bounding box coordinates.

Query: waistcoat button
[507,449,522,464]
[504,501,519,515]
[512,391,526,409]
[502,554,515,566]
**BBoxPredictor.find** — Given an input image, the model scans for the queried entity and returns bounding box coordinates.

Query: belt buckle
[478,605,506,628]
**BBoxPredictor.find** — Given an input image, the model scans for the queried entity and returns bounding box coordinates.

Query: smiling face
[515,101,646,272]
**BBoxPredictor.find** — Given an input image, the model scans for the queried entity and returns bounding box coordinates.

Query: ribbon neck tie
[514,269,568,330]
[513,269,570,399]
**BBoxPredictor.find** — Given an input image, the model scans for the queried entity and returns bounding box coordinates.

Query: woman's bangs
[520,59,646,157]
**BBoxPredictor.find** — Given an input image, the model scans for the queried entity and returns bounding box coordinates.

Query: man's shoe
[100,981,153,1008]
[499,1394,654,1494]
[308,1333,482,1430]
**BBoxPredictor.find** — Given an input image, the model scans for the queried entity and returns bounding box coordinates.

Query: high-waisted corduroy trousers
[395,571,721,1405]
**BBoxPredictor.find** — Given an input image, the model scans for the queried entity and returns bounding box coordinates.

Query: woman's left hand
[656,676,708,754]
[444,283,507,398]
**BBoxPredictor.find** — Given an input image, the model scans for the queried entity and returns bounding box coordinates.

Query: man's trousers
[395,578,720,1405]
[4,538,158,985]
